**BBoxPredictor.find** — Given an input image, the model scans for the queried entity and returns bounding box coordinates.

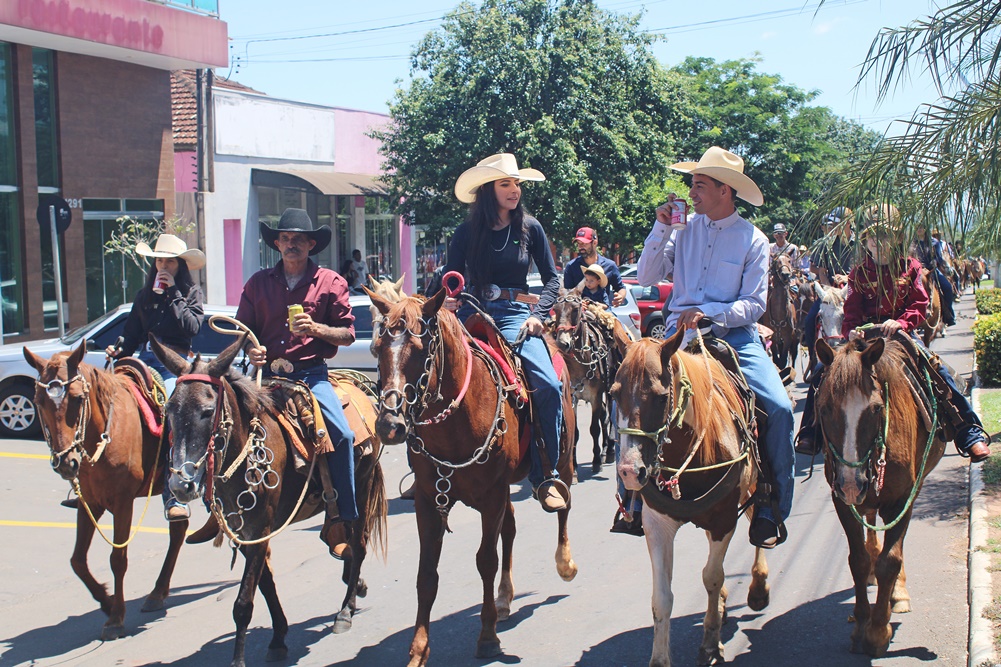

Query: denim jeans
[458,299,562,487]
[803,300,821,354]
[264,364,358,522]
[140,346,182,510]
[935,269,956,326]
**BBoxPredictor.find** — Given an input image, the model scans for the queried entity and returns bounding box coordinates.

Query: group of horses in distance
[24,266,972,666]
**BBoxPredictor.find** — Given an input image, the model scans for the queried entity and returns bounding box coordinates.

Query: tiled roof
[171,71,266,148]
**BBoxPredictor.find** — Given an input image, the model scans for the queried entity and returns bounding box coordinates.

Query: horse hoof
[558,560,578,582]
[101,623,125,641]
[591,458,602,474]
[356,579,368,599]
[140,595,165,613]
[891,599,911,614]
[265,646,288,662]
[476,640,502,658]
[604,449,615,465]
[747,587,770,612]
[332,617,353,635]
[696,647,724,665]
[495,600,511,622]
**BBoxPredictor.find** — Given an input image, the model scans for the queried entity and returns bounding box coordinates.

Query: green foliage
[975,313,1001,386]
[104,216,195,272]
[978,288,1001,315]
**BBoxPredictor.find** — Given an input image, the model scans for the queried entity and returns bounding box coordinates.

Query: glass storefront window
[0,192,23,337]
[0,43,14,187]
[365,199,396,281]
[33,48,58,189]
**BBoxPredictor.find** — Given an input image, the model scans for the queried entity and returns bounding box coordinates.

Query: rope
[208,315,263,387]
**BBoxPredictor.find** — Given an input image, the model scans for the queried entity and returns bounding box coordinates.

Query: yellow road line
[0,452,49,460]
[0,520,173,535]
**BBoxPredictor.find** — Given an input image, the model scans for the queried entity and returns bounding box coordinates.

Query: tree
[374,0,692,247]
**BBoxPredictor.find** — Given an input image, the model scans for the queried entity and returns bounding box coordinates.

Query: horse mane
[821,286,845,307]
[82,360,131,409]
[187,355,274,417]
[672,350,745,466]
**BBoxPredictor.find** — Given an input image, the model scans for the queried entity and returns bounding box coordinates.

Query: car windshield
[61,309,121,345]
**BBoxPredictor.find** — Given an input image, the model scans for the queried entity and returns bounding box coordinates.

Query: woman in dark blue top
[445,153,567,512]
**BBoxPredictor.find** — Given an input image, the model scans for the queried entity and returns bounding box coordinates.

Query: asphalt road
[0,296,978,666]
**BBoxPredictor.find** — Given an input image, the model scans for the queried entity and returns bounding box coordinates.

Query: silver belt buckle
[483,284,501,301]
[270,358,294,374]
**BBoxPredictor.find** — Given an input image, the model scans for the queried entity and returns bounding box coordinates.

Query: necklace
[492,225,512,252]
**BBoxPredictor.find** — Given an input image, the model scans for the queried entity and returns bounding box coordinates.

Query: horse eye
[201,408,214,420]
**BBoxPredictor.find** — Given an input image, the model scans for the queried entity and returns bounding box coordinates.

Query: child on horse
[796,204,991,463]
[580,264,612,307]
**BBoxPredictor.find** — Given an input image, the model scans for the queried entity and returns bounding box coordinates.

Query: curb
[970,386,997,667]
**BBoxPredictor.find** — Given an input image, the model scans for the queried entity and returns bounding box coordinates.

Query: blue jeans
[803,300,821,353]
[265,364,358,522]
[140,347,183,510]
[458,299,562,487]
[935,269,956,326]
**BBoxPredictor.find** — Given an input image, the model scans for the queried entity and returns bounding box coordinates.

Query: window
[0,43,22,338]
[364,197,396,280]
[33,48,58,189]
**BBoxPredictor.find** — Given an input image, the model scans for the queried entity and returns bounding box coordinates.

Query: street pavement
[0,295,980,666]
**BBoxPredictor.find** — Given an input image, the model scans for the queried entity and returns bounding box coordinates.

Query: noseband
[172,373,234,500]
[36,372,116,471]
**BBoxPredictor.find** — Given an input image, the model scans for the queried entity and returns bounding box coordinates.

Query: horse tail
[364,457,388,561]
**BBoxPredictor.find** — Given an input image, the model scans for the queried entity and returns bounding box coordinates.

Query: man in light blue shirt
[636,146,795,549]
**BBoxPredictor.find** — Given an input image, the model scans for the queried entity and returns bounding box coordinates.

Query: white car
[0,295,377,439]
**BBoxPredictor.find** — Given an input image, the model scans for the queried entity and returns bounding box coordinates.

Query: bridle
[553,292,617,392]
[171,373,234,502]
[36,371,116,470]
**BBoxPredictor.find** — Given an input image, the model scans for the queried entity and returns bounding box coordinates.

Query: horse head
[611,330,686,490]
[24,340,90,480]
[152,335,249,504]
[366,274,406,358]
[770,254,794,285]
[369,288,447,445]
[816,283,848,344]
[550,289,583,354]
[816,337,886,505]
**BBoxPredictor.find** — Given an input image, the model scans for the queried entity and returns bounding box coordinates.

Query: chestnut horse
[614,331,770,666]
[24,341,188,641]
[815,335,946,657]
[152,338,387,667]
[367,288,577,667]
[760,254,798,371]
[918,269,944,347]
[550,290,632,474]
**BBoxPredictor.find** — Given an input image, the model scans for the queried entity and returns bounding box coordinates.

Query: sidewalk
[971,385,999,667]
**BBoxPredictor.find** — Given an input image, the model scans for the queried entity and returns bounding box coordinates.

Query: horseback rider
[912,225,957,329]
[563,226,627,307]
[769,223,800,264]
[637,146,795,549]
[444,152,569,513]
[188,208,358,556]
[802,207,855,378]
[796,204,991,463]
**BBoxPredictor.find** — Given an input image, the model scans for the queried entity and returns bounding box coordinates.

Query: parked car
[623,277,673,338]
[618,263,637,280]
[0,295,377,439]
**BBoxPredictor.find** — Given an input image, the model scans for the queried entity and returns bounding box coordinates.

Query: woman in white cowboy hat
[104,233,205,521]
[444,152,569,512]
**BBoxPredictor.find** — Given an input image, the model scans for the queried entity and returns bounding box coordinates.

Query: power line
[647,0,869,34]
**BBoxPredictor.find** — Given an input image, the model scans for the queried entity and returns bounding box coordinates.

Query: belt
[268,358,326,375]
[481,287,540,305]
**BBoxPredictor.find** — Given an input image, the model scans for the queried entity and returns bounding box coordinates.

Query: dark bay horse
[550,290,632,474]
[613,331,770,666]
[367,288,577,667]
[24,341,188,641]
[918,268,944,347]
[760,254,799,371]
[152,337,387,667]
[815,336,946,657]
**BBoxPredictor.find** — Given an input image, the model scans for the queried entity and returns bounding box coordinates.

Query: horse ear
[67,339,87,376]
[861,337,885,367]
[207,334,246,377]
[816,338,835,367]
[364,286,393,316]
[394,274,405,291]
[422,288,447,319]
[659,327,685,366]
[150,334,192,377]
[813,282,826,301]
[23,347,47,374]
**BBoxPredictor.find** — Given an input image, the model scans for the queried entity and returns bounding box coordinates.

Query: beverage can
[670,201,688,231]
[288,304,304,330]
[152,276,169,294]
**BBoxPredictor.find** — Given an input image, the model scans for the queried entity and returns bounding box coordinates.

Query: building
[0,0,227,341]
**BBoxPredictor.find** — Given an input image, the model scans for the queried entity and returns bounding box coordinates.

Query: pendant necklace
[492,225,512,252]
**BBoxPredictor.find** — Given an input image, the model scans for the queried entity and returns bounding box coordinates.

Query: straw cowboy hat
[670,146,764,207]
[136,234,206,270]
[259,208,331,255]
[454,153,546,204]
[858,203,902,238]
[584,264,609,288]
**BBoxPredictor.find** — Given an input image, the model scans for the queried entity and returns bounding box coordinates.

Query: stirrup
[535,478,571,512]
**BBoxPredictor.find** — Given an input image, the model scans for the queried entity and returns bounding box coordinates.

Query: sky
[217,0,949,136]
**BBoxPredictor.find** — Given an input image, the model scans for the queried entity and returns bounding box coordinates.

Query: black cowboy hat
[259,208,331,255]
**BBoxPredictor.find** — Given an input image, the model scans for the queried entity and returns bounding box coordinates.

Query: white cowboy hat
[584,264,609,289]
[135,234,206,270]
[670,146,764,207]
[454,153,546,204]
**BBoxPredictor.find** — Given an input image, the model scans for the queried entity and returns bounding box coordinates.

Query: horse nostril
[636,466,647,485]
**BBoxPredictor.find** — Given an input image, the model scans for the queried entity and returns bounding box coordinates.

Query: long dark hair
[144,258,195,295]
[466,181,531,292]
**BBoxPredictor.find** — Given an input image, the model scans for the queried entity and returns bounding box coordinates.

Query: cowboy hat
[670,146,764,207]
[259,208,331,255]
[859,203,902,239]
[583,264,609,289]
[136,234,206,271]
[454,153,545,204]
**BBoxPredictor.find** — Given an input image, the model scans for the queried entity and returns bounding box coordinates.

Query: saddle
[113,357,166,437]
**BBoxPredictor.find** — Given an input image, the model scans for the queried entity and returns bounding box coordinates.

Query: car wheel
[647,318,667,339]
[0,382,41,439]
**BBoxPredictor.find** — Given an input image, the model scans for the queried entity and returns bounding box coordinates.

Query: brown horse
[152,338,387,667]
[815,336,946,657]
[368,274,406,357]
[760,254,798,370]
[614,331,770,666]
[368,288,577,667]
[918,268,944,347]
[550,290,632,474]
[24,341,188,641]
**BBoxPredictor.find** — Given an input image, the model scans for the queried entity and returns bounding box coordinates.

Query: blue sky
[219,0,946,136]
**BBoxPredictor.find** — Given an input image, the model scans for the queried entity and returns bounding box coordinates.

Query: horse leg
[891,560,910,613]
[834,501,872,654]
[555,434,578,582]
[697,528,734,666]
[102,504,135,641]
[256,550,289,662]
[602,395,615,465]
[231,543,270,667]
[747,545,770,612]
[865,519,909,657]
[408,491,445,667]
[474,497,506,658]
[645,509,682,667]
[590,402,603,474]
[70,506,114,621]
[495,500,516,621]
[141,517,189,612]
[334,520,366,634]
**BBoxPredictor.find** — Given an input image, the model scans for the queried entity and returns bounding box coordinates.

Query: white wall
[214,89,336,163]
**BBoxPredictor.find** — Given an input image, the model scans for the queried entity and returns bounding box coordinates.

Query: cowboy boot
[186,514,220,544]
[320,517,352,560]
